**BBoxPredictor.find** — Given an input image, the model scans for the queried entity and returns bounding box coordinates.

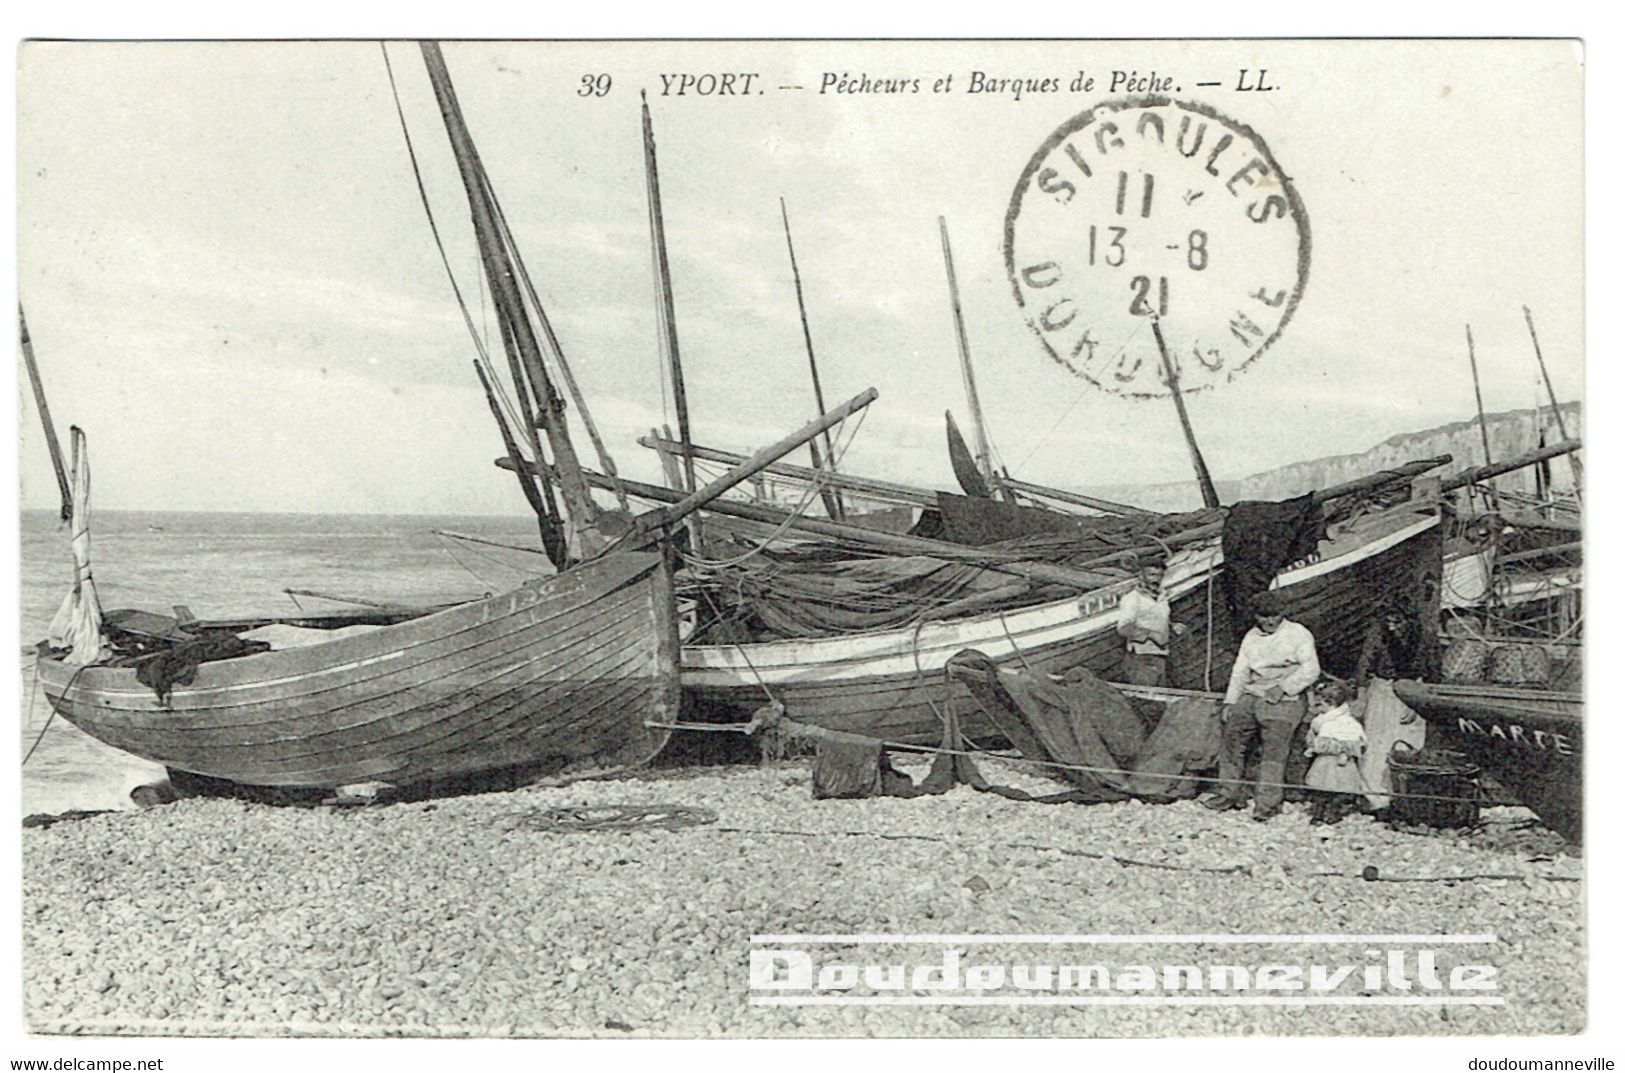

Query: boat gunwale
[35,550,664,698]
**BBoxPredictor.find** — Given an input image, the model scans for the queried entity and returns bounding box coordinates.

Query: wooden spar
[780,197,845,521]
[1496,540,1581,567]
[634,388,879,534]
[1150,317,1220,510]
[284,588,397,610]
[1464,324,1501,515]
[1313,455,1452,504]
[641,91,698,499]
[432,529,550,555]
[18,305,71,521]
[1439,439,1580,493]
[507,457,1129,592]
[1523,306,1583,496]
[474,360,567,568]
[492,311,568,550]
[650,426,686,490]
[642,438,1444,514]
[483,169,631,512]
[639,433,1149,515]
[419,43,604,548]
[938,217,1007,501]
[639,435,939,508]
[1465,325,1495,472]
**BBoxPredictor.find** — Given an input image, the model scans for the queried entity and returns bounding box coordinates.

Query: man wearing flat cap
[1203,588,1321,821]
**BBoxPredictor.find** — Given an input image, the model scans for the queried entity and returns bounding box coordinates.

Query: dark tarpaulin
[1221,493,1326,616]
[134,629,271,705]
[945,651,1141,801]
[810,729,919,799]
[937,491,1220,550]
[1125,697,1223,801]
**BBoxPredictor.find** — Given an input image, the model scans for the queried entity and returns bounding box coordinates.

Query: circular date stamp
[1004,97,1309,398]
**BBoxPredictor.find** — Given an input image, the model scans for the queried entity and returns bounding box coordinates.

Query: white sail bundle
[47,426,108,665]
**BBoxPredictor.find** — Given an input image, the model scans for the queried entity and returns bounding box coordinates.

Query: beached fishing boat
[35,552,682,791]
[1392,679,1581,843]
[683,497,1444,744]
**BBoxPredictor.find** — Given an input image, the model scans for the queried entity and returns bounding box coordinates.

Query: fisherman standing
[1112,559,1185,687]
[1202,589,1321,822]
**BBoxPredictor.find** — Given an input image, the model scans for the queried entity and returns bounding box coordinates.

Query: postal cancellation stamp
[1005,97,1310,398]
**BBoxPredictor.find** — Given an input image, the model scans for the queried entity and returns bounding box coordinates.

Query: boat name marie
[1455,716,1575,756]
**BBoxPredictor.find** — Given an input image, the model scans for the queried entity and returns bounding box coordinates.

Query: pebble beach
[22,756,1584,1039]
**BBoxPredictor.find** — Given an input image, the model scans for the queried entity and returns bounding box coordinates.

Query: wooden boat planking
[37,550,681,790]
[1392,678,1581,843]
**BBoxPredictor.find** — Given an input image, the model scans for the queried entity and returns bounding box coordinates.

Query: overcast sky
[16,39,1583,515]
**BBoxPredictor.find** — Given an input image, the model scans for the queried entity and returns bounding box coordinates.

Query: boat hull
[1392,679,1582,842]
[37,551,679,792]
[685,509,1443,745]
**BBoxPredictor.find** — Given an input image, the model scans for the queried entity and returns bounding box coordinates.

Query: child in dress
[1304,678,1365,825]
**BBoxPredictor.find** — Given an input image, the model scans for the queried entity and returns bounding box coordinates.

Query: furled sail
[47,427,109,665]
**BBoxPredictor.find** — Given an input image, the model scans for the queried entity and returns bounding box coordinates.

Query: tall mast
[1150,317,1220,510]
[641,91,699,497]
[779,198,845,521]
[418,42,603,552]
[1464,323,1498,510]
[938,217,1006,501]
[1523,306,1582,500]
[18,306,71,520]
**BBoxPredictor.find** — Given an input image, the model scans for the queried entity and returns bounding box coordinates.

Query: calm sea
[17,509,552,815]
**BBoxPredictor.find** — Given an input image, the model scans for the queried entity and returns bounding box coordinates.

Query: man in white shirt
[1112,561,1184,687]
[1202,588,1320,822]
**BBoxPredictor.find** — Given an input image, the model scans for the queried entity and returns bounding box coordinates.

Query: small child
[1304,678,1365,825]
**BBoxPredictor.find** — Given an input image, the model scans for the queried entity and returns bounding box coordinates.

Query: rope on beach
[504,804,719,833]
[707,825,1577,885]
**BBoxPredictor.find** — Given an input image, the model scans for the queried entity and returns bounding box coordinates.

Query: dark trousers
[1121,652,1168,687]
[1217,692,1306,814]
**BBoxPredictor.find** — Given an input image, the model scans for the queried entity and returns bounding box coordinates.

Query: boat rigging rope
[1011,316,1151,474]
[484,171,632,512]
[678,407,871,571]
[432,532,527,589]
[379,43,531,453]
[21,662,90,767]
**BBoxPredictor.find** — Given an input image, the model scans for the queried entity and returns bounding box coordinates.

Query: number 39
[578,74,612,98]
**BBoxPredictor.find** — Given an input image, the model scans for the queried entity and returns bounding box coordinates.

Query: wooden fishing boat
[1392,678,1581,842]
[685,501,1444,744]
[36,551,681,791]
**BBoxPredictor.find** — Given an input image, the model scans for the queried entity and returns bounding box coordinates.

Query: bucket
[1387,743,1481,829]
